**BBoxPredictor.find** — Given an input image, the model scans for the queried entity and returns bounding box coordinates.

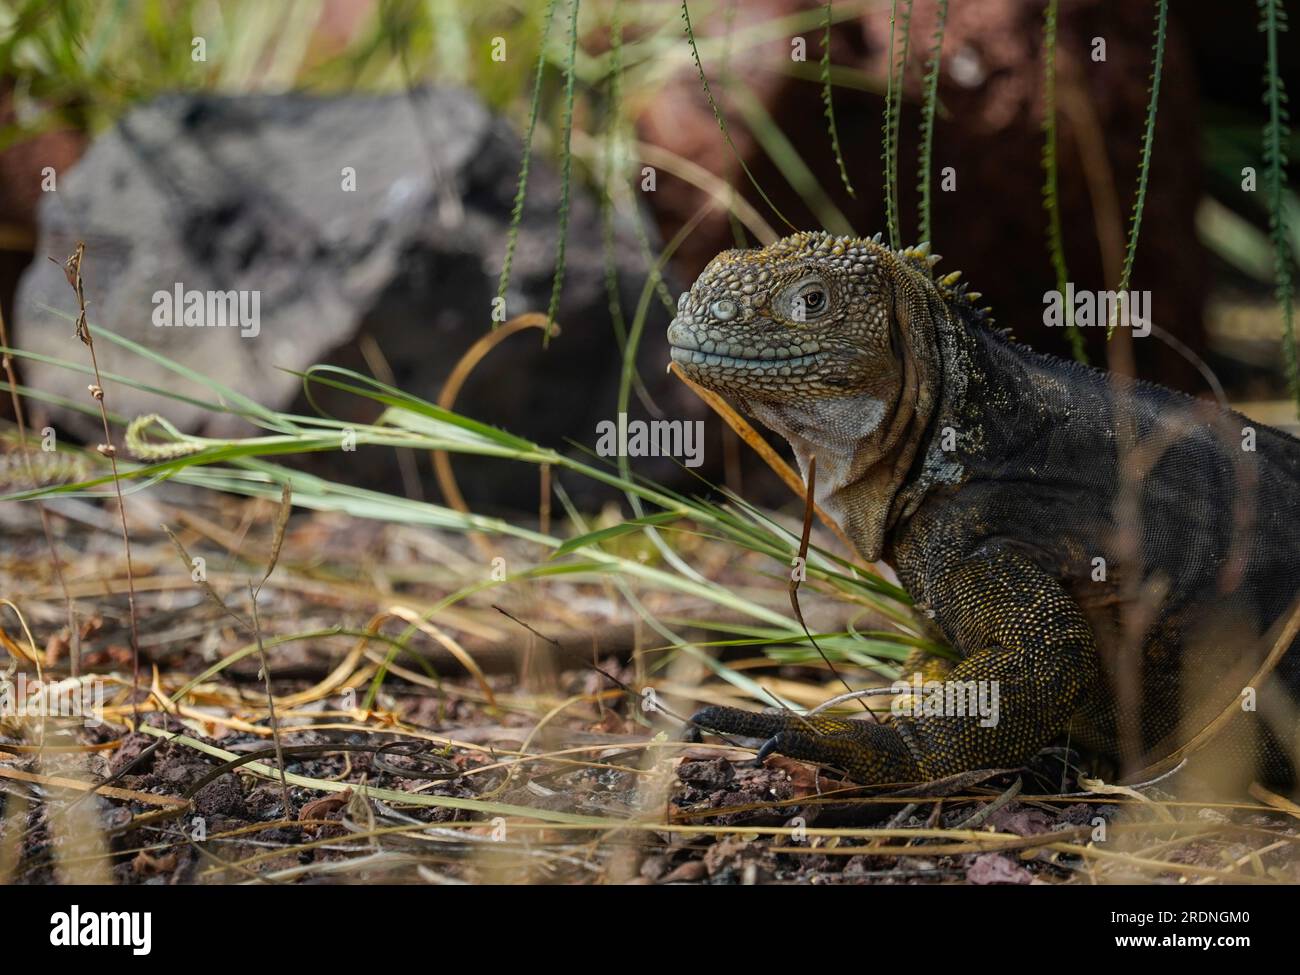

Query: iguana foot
[687,704,922,785]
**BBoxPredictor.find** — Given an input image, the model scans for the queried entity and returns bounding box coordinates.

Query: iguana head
[668,231,968,559]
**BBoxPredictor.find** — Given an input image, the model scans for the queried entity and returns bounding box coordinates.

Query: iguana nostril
[710,298,738,321]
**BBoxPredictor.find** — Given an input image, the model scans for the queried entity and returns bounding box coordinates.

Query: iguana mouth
[669,346,823,370]
[666,318,823,369]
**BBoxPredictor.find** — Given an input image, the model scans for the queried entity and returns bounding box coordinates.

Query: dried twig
[52,242,140,706]
[789,456,869,713]
[252,484,295,817]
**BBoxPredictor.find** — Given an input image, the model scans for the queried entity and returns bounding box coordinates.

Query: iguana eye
[783,277,831,322]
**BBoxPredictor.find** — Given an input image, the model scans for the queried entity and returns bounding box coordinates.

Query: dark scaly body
[672,232,1300,788]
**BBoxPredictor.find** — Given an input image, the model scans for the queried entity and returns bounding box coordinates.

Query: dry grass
[2,482,1298,884]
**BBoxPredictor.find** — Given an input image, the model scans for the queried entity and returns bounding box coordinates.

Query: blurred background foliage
[1,0,1295,404]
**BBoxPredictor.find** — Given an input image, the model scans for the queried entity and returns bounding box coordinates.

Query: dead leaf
[132,850,178,877]
[79,615,103,641]
[966,852,1033,885]
[764,754,824,796]
[659,860,707,883]
[44,630,69,667]
[299,790,352,830]
[988,804,1054,836]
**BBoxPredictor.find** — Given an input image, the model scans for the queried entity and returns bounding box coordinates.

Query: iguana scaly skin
[671,232,1300,788]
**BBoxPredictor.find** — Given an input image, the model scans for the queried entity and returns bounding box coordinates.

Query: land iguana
[671,231,1300,788]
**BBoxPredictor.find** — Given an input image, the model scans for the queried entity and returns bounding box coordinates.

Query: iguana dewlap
[672,232,1300,788]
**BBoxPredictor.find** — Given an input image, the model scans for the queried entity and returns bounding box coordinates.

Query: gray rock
[15,89,696,506]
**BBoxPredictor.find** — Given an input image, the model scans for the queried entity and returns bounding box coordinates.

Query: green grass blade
[551,510,684,558]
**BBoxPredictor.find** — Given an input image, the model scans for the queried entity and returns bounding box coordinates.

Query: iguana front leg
[689,546,1100,784]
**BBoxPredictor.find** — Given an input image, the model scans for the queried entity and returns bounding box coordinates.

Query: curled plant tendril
[124,414,207,460]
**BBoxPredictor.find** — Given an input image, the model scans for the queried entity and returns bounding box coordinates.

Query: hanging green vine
[1259,0,1297,411]
[542,0,581,345]
[881,0,913,250]
[916,0,947,246]
[681,0,797,231]
[1109,0,1168,338]
[1041,0,1085,362]
[821,0,856,199]
[494,0,559,326]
